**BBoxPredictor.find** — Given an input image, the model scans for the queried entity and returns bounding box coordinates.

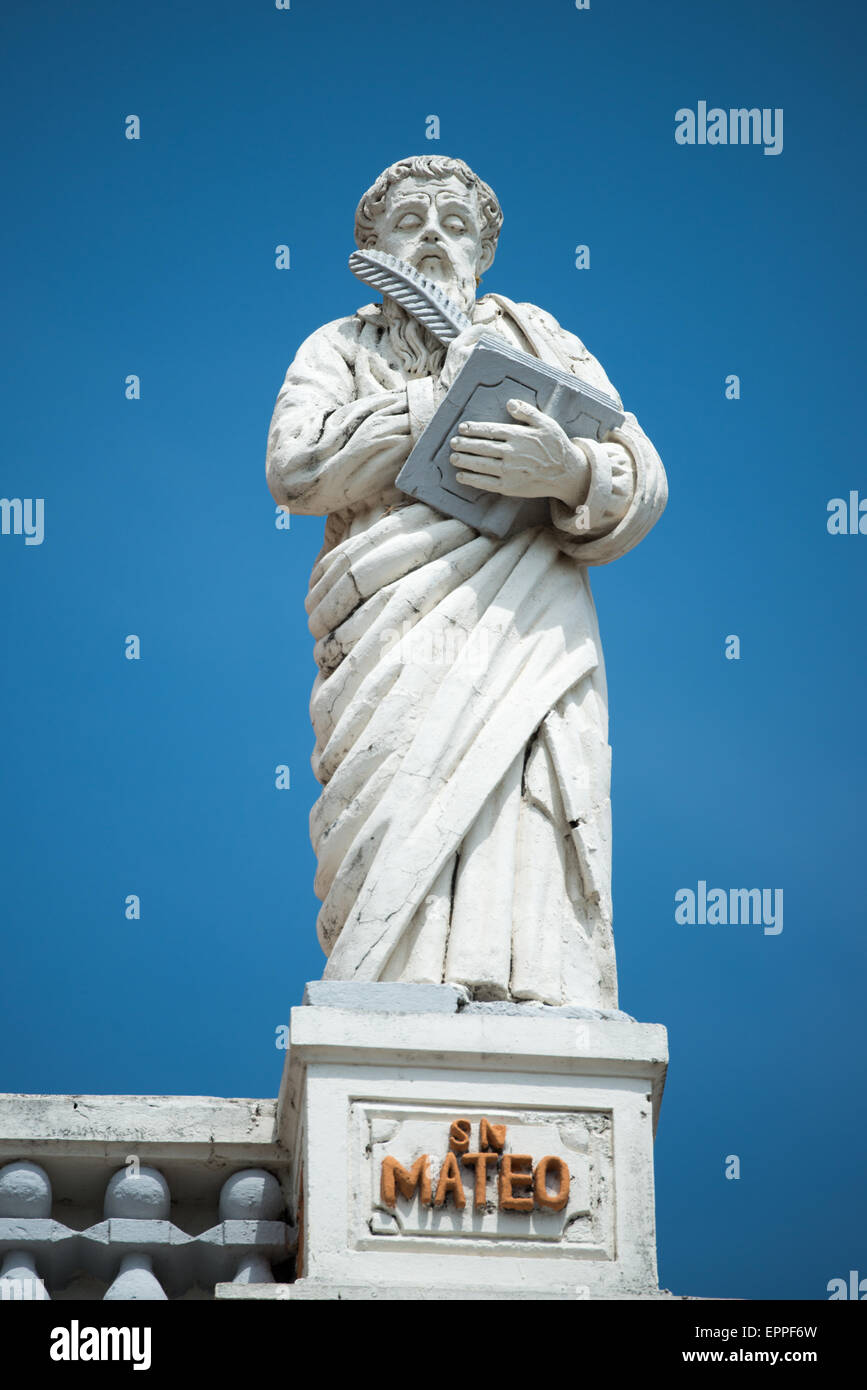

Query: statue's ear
[478,242,496,275]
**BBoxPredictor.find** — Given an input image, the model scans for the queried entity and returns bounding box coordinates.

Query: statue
[266,155,667,1009]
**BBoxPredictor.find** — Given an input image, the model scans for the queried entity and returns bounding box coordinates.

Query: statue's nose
[422,219,447,244]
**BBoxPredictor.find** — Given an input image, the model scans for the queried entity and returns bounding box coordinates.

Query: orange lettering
[498,1154,534,1212]
[461,1152,499,1209]
[380,1154,432,1208]
[449,1118,472,1155]
[479,1118,506,1153]
[434,1151,467,1209]
[533,1155,570,1212]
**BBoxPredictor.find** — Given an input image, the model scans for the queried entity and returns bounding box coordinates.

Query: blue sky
[2,0,865,1299]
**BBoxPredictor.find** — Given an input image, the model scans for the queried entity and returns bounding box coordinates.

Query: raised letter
[534,1155,571,1211]
[499,1154,533,1212]
[381,1155,432,1208]
[448,1118,471,1155]
[479,1118,506,1152]
[461,1152,498,1209]
[433,1151,466,1209]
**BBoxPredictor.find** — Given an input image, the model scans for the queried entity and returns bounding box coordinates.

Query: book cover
[395,335,626,539]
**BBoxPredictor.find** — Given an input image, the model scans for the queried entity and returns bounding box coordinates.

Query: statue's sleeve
[521,304,668,565]
[548,438,636,542]
[266,319,408,516]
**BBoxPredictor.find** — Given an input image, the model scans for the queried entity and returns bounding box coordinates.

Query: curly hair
[354,155,503,261]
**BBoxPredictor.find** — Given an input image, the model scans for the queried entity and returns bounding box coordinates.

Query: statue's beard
[382,267,477,380]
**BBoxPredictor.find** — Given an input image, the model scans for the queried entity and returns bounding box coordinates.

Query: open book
[395,335,625,539]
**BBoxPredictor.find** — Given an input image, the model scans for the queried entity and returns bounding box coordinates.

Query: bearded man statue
[266,155,667,1010]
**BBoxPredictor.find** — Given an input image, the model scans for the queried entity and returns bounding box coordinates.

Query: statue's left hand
[449,399,590,509]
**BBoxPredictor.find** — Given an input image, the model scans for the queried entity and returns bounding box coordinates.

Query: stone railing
[0,1094,295,1300]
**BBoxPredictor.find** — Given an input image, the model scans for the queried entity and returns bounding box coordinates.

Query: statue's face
[375,175,491,299]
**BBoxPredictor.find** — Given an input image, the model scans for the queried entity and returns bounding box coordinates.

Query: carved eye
[395,213,422,230]
[443,216,466,233]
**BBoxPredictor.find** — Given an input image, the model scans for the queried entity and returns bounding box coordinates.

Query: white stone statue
[266,156,667,1009]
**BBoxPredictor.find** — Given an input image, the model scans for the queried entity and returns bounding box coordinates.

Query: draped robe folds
[266,293,667,1008]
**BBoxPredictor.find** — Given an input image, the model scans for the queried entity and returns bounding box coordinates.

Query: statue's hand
[449,399,590,508]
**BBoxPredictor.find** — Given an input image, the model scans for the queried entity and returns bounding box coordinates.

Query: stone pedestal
[259,984,669,1300]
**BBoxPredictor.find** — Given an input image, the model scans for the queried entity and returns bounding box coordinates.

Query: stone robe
[266,293,667,1007]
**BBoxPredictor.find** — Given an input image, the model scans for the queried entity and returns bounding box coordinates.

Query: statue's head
[354,156,503,306]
